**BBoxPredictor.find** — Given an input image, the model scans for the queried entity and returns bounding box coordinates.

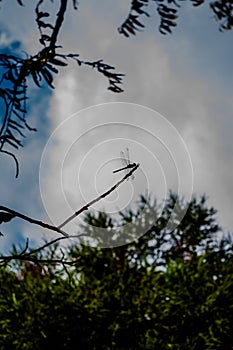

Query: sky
[0,0,233,251]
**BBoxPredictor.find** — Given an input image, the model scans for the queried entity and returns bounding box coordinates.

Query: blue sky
[0,0,233,251]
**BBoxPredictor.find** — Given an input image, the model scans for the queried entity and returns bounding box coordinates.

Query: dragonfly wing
[126,148,130,163]
[120,151,129,167]
[113,148,135,180]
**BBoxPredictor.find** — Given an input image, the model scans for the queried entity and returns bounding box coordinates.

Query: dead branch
[58,163,140,229]
[0,205,69,237]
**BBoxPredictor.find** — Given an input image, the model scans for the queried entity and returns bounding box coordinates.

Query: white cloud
[41,7,233,236]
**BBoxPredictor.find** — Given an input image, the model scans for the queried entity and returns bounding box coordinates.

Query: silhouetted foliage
[0,194,233,349]
[119,0,233,36]
[0,0,124,175]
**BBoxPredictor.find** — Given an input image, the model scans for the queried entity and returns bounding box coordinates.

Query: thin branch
[0,165,140,266]
[1,150,19,177]
[26,234,88,256]
[0,205,69,237]
[58,163,140,229]
[0,164,139,243]
[49,0,68,47]
[0,234,86,266]
[0,254,80,266]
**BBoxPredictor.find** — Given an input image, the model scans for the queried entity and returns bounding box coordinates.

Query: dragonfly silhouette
[113,148,136,180]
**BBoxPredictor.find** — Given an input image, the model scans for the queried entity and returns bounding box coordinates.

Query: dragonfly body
[113,148,136,180]
[113,163,136,173]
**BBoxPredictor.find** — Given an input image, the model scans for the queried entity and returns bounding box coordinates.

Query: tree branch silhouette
[0,0,124,175]
[0,235,83,266]
[0,205,69,237]
[0,163,140,265]
[49,0,68,46]
[58,163,140,229]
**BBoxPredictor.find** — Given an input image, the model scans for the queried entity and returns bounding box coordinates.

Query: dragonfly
[113,148,136,180]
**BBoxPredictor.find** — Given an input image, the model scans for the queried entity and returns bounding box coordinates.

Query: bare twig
[0,164,140,266]
[0,205,69,237]
[58,163,140,229]
[26,234,87,256]
[0,164,140,241]
[0,254,80,266]
[0,234,87,266]
[1,150,19,177]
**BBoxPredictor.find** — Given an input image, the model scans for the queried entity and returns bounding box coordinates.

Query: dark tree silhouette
[0,194,233,349]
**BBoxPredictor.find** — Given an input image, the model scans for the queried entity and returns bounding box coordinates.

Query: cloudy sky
[0,0,233,251]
